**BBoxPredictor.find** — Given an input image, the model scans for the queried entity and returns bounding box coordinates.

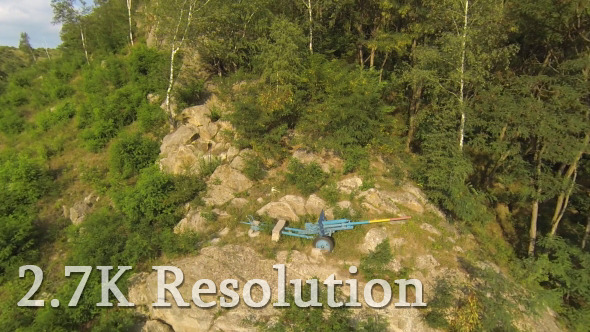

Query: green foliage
[243,153,267,181]
[199,157,221,178]
[138,102,167,133]
[359,239,395,281]
[522,237,590,331]
[319,182,340,206]
[286,158,328,195]
[175,77,207,109]
[109,133,159,178]
[0,153,49,277]
[36,102,75,131]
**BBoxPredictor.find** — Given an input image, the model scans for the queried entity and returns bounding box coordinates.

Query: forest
[0,0,589,331]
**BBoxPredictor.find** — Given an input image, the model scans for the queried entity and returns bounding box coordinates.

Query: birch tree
[51,0,91,64]
[126,0,134,46]
[158,0,211,126]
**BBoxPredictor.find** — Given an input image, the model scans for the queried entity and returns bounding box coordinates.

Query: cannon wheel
[313,236,335,252]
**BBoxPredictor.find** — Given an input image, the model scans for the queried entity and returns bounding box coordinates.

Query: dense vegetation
[0,0,589,330]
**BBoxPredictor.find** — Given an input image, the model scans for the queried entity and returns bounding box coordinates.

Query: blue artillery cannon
[243,210,411,252]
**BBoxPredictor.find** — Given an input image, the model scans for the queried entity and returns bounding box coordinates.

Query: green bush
[243,153,267,181]
[109,133,159,178]
[175,77,207,109]
[138,102,167,132]
[286,158,327,195]
[199,157,221,178]
[359,239,395,281]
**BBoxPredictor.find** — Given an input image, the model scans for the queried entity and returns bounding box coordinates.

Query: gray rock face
[305,194,332,217]
[142,320,175,332]
[203,165,253,207]
[68,193,98,225]
[174,211,207,233]
[128,244,438,332]
[358,189,400,215]
[361,227,388,253]
[279,195,307,215]
[256,202,299,221]
[337,176,363,194]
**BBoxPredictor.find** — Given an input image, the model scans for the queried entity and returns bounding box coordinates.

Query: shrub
[109,133,159,178]
[359,239,395,281]
[243,153,266,181]
[138,102,167,133]
[175,77,207,109]
[286,158,327,195]
[199,157,221,178]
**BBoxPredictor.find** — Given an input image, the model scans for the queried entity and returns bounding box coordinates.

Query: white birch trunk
[127,0,134,46]
[458,0,469,151]
[80,27,89,64]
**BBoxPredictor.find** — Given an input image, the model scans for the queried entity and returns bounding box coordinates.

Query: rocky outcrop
[256,202,299,221]
[203,165,253,206]
[337,176,363,194]
[128,244,436,332]
[159,99,239,176]
[64,193,99,225]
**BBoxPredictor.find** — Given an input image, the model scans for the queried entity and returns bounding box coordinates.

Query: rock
[226,146,240,161]
[210,165,252,193]
[229,198,249,209]
[337,177,363,194]
[219,227,230,237]
[292,149,342,173]
[204,165,253,206]
[62,205,69,218]
[203,185,235,206]
[181,105,211,128]
[305,194,328,216]
[358,189,400,215]
[142,320,175,332]
[210,238,220,244]
[337,201,352,210]
[256,202,299,221]
[69,202,89,225]
[69,192,99,225]
[160,124,199,156]
[415,254,439,270]
[229,155,245,171]
[420,223,441,236]
[174,211,207,233]
[279,195,307,215]
[361,227,388,253]
[159,145,202,175]
[256,197,264,204]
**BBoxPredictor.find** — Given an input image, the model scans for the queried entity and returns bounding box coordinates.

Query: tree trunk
[458,0,469,151]
[582,214,590,250]
[406,82,423,153]
[369,47,376,69]
[80,27,89,65]
[528,142,543,256]
[306,0,312,54]
[550,132,589,236]
[127,0,134,46]
[378,52,389,82]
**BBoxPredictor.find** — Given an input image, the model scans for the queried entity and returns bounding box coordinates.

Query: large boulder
[279,195,307,215]
[358,189,400,215]
[210,165,252,193]
[256,202,299,221]
[337,176,363,194]
[174,211,207,233]
[361,227,388,253]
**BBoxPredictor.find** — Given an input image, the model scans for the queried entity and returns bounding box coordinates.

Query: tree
[51,0,91,64]
[18,32,36,63]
